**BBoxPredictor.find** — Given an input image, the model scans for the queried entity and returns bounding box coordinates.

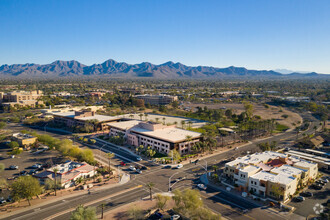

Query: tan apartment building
[134,94,178,105]
[0,90,44,107]
[12,133,37,147]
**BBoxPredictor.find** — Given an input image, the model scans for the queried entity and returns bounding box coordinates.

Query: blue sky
[0,0,329,73]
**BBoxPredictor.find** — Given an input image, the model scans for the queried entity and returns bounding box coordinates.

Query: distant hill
[0,59,327,79]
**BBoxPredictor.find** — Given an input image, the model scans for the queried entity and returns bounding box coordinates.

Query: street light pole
[168,172,179,192]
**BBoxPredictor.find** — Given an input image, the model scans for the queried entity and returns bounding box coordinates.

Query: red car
[120,162,126,166]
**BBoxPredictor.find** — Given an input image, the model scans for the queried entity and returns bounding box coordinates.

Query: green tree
[0,121,6,130]
[10,176,42,206]
[155,194,170,211]
[8,141,19,149]
[44,178,61,194]
[127,205,144,220]
[70,205,97,220]
[169,149,181,162]
[107,153,115,177]
[52,168,60,196]
[243,101,254,120]
[145,182,155,201]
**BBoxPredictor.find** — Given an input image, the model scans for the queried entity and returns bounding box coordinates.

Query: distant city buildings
[224,151,318,202]
[0,90,44,107]
[108,120,201,155]
[135,94,178,105]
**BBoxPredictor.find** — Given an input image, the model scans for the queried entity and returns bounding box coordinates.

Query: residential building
[0,90,44,107]
[12,133,37,147]
[135,94,178,105]
[107,120,201,155]
[34,161,96,188]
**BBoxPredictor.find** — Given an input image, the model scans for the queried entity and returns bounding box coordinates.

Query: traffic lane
[94,141,137,162]
[202,186,259,210]
[4,182,137,220]
[202,198,253,220]
[53,187,149,220]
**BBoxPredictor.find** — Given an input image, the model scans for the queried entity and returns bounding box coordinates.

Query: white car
[197,184,207,190]
[136,157,142,161]
[129,165,136,171]
[176,164,183,169]
[171,214,180,220]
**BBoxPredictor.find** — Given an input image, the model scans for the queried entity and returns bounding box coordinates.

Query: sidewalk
[0,173,130,219]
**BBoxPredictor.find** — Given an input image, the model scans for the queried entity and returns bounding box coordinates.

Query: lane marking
[42,185,144,220]
[200,193,256,220]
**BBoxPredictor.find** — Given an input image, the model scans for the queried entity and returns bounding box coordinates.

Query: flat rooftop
[271,165,305,176]
[250,171,296,185]
[107,120,141,130]
[226,151,288,167]
[131,126,201,143]
[53,112,119,122]
[241,165,260,173]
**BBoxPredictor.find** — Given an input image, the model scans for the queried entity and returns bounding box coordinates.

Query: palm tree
[188,121,193,129]
[212,165,218,173]
[181,120,186,129]
[99,203,106,219]
[107,153,115,177]
[155,118,159,123]
[53,168,59,196]
[139,113,143,121]
[145,182,155,201]
[144,113,148,121]
[185,135,193,153]
[162,117,166,125]
[129,114,134,119]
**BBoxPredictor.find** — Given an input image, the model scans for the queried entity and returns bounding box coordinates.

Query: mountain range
[0,59,325,79]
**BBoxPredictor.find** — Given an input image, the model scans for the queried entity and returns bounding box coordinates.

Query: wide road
[1,112,320,220]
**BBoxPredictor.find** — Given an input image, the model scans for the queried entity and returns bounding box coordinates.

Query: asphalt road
[1,112,321,220]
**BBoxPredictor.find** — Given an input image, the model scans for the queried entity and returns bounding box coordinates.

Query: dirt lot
[103,196,176,220]
[183,102,302,129]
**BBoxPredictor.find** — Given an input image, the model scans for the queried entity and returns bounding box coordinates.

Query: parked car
[32,163,42,169]
[197,184,207,190]
[129,165,136,171]
[175,164,183,169]
[29,169,37,175]
[136,157,142,161]
[136,169,142,174]
[171,214,181,220]
[120,162,126,166]
[163,165,172,169]
[316,180,326,186]
[9,165,18,170]
[0,198,6,205]
[295,196,305,202]
[301,191,313,197]
[312,184,323,190]
[20,170,28,175]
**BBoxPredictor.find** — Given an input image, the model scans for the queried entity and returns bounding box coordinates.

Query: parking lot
[0,143,63,199]
[289,176,330,217]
